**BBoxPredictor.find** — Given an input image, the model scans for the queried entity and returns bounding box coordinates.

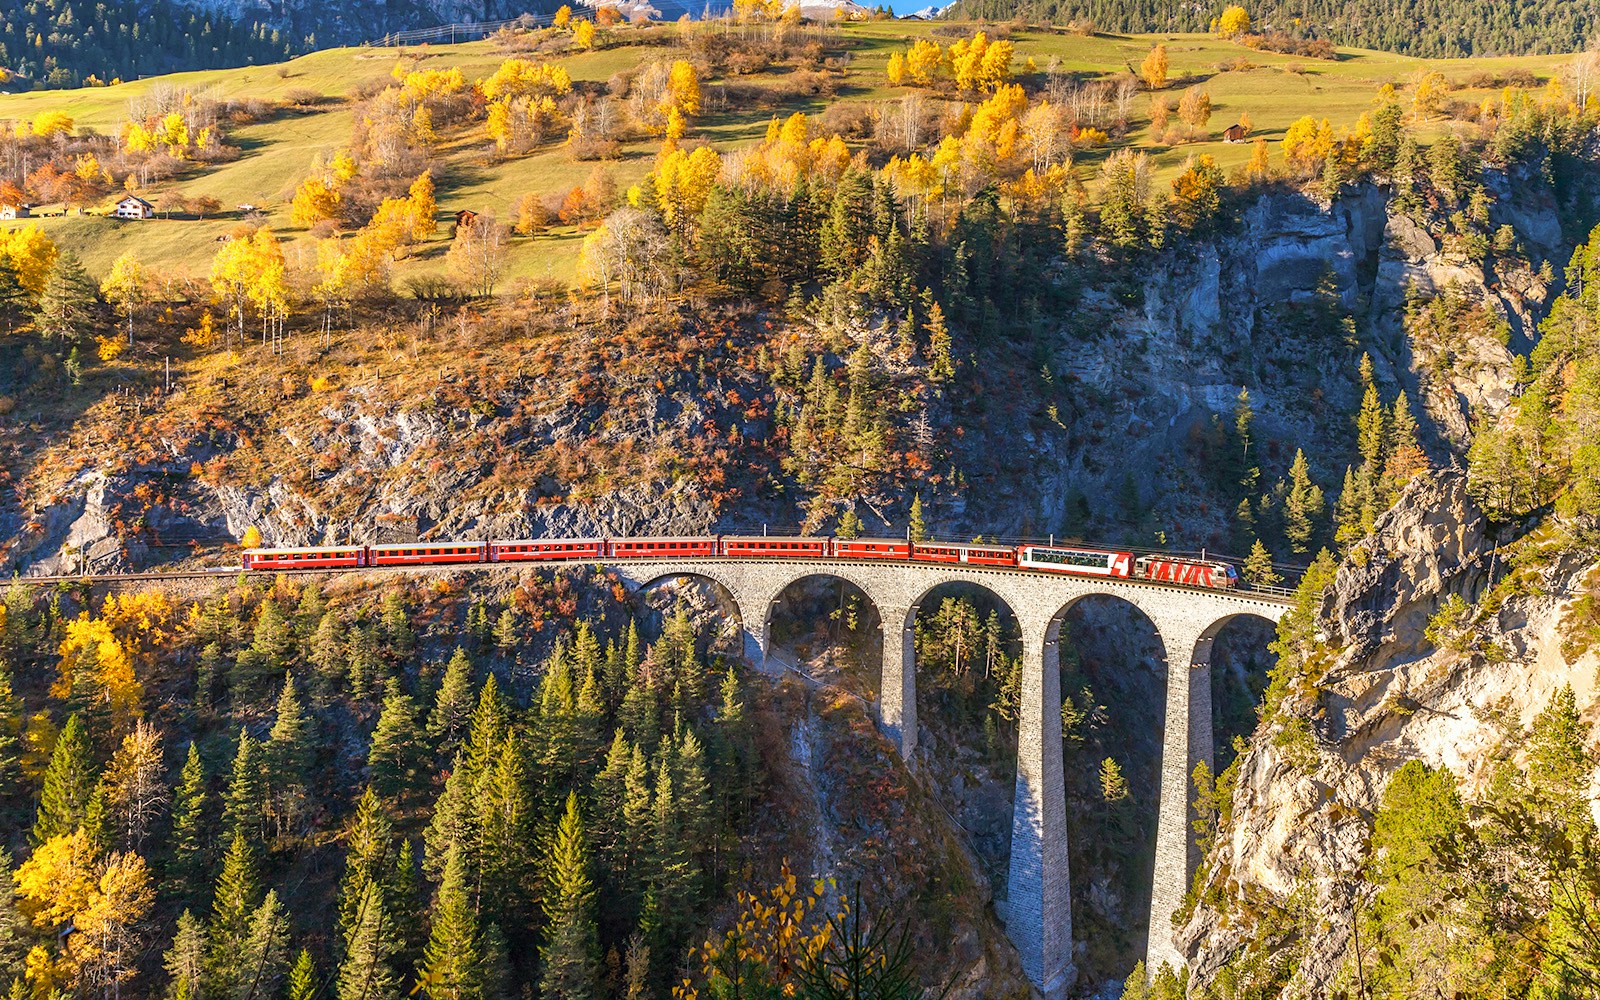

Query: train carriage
[368,542,486,566]
[490,539,606,562]
[719,536,831,559]
[242,546,367,570]
[608,537,720,559]
[910,542,1018,567]
[1135,556,1238,589]
[1017,545,1134,578]
[832,538,913,560]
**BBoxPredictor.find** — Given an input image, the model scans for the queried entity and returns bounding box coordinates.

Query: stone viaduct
[603,556,1290,997]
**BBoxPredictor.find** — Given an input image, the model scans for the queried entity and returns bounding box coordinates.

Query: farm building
[113,195,155,220]
[0,202,29,220]
[1222,124,1248,143]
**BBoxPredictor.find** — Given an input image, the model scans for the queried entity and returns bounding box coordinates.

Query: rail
[14,551,1298,605]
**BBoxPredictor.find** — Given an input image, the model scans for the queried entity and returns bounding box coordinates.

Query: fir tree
[1242,539,1281,587]
[33,252,98,343]
[428,648,475,752]
[288,948,318,1000]
[477,731,532,928]
[675,727,714,873]
[33,713,95,845]
[1283,449,1325,555]
[1527,684,1593,823]
[265,673,314,840]
[423,755,479,885]
[618,682,658,752]
[416,847,483,1000]
[463,676,508,778]
[236,890,290,1000]
[493,608,519,655]
[210,833,262,985]
[338,788,394,948]
[295,581,327,640]
[309,610,346,693]
[837,508,864,540]
[908,493,928,542]
[368,680,420,802]
[170,742,209,885]
[924,301,954,384]
[379,593,414,657]
[222,729,265,847]
[540,792,599,1000]
[337,882,401,1000]
[163,909,208,1000]
[0,668,20,799]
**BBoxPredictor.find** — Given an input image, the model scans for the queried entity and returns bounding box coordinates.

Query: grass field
[0,20,1578,286]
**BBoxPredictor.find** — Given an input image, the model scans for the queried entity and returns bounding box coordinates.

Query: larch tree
[1140,44,1168,90]
[103,719,167,852]
[163,908,208,1000]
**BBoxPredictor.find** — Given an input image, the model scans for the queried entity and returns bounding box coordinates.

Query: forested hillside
[1,11,1600,1000]
[0,0,296,91]
[953,0,1600,58]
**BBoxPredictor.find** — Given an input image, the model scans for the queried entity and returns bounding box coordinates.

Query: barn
[113,194,155,220]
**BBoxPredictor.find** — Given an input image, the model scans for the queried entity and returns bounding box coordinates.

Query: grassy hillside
[0,20,1576,286]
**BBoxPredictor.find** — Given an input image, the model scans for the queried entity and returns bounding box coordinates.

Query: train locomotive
[242,536,1240,590]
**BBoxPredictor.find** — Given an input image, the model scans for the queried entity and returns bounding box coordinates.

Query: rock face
[1179,468,1600,994]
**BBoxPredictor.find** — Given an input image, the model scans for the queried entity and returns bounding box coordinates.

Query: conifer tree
[295,581,327,641]
[265,673,313,840]
[1527,685,1593,823]
[592,730,630,867]
[417,846,483,1000]
[619,682,659,752]
[624,620,643,682]
[1242,539,1281,587]
[347,623,382,700]
[480,923,513,1000]
[338,788,394,948]
[368,680,420,802]
[428,648,475,752]
[170,742,209,885]
[251,599,295,675]
[0,851,24,987]
[309,610,346,693]
[837,508,864,540]
[924,301,954,383]
[463,676,508,778]
[541,792,599,1000]
[237,890,290,1000]
[210,833,262,985]
[33,713,95,845]
[288,948,317,1000]
[423,755,479,885]
[675,727,714,872]
[379,593,414,657]
[164,909,208,1000]
[222,729,265,847]
[0,668,21,799]
[1283,449,1324,555]
[908,494,928,542]
[337,882,401,1000]
[643,759,695,954]
[477,731,532,927]
[493,608,519,655]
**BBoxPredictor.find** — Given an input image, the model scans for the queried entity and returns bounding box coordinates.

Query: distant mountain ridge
[949,0,1600,57]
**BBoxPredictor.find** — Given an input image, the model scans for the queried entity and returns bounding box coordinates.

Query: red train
[242,536,1239,589]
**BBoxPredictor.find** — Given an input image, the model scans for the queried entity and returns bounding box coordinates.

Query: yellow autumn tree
[0,224,60,297]
[886,52,906,86]
[1141,44,1169,90]
[654,144,721,224]
[16,831,100,931]
[209,229,288,344]
[30,111,74,137]
[1282,115,1335,170]
[904,39,945,85]
[664,60,702,117]
[54,614,143,732]
[1212,5,1251,37]
[407,171,438,240]
[99,252,149,347]
[554,3,572,27]
[573,19,596,49]
[290,176,341,228]
[482,58,573,101]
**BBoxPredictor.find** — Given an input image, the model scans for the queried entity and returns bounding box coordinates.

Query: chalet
[113,195,155,220]
[1222,124,1248,143]
[0,203,28,220]
[454,209,478,232]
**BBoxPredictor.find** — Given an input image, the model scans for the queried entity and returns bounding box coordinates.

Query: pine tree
[1283,449,1324,555]
[236,889,290,1000]
[295,581,327,640]
[33,252,98,343]
[222,729,265,847]
[463,676,508,777]
[477,731,532,928]
[416,847,482,1000]
[251,599,295,676]
[210,832,262,987]
[163,909,208,1000]
[908,494,928,542]
[0,668,21,799]
[479,923,512,1000]
[170,742,209,885]
[1527,684,1593,822]
[265,673,313,841]
[618,681,658,752]
[837,509,864,539]
[0,851,24,987]
[423,755,479,885]
[337,882,401,1000]
[380,593,414,657]
[592,730,630,867]
[429,648,475,752]
[1242,539,1281,587]
[347,622,382,700]
[33,713,95,845]
[309,610,346,693]
[368,680,420,802]
[288,948,317,1000]
[924,301,954,383]
[338,788,394,948]
[540,792,598,1000]
[674,727,713,871]
[493,607,519,655]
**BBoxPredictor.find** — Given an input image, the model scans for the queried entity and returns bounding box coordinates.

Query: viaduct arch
[607,557,1288,997]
